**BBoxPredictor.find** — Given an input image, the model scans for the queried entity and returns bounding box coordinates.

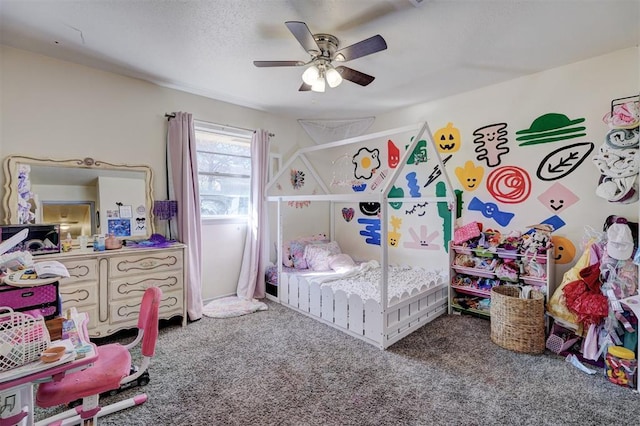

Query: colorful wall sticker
[551,235,576,265]
[370,169,389,191]
[405,202,429,216]
[352,182,367,192]
[486,166,531,204]
[424,155,452,188]
[536,142,594,181]
[359,202,381,216]
[436,181,452,252]
[406,172,421,197]
[388,186,404,210]
[290,169,305,189]
[403,225,440,250]
[342,207,355,222]
[473,123,509,167]
[455,160,484,191]
[434,122,461,153]
[358,217,381,245]
[388,140,400,168]
[388,216,402,247]
[468,196,515,227]
[352,147,380,180]
[516,113,586,146]
[535,215,566,232]
[537,182,579,214]
[406,139,427,164]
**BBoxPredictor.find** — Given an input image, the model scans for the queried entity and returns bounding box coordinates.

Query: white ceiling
[1,0,638,120]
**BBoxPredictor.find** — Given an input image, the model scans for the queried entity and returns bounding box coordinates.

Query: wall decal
[424,155,452,188]
[359,202,380,216]
[352,147,380,180]
[330,154,353,187]
[536,215,566,232]
[406,172,421,197]
[406,139,427,164]
[352,182,367,192]
[342,207,355,222]
[290,169,305,189]
[370,168,389,191]
[388,140,400,168]
[455,189,463,219]
[436,182,452,252]
[358,217,381,245]
[388,216,402,247]
[454,160,484,191]
[551,235,576,265]
[468,196,515,227]
[388,186,404,209]
[536,142,594,181]
[434,122,461,153]
[473,123,509,167]
[403,225,440,250]
[516,113,586,146]
[537,182,579,214]
[486,166,531,204]
[405,202,429,216]
[287,200,311,208]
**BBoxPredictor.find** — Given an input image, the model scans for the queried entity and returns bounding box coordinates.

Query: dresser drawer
[109,250,183,278]
[109,289,183,325]
[57,258,99,285]
[108,270,183,302]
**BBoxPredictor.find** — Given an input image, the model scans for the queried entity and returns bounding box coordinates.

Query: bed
[265,122,455,349]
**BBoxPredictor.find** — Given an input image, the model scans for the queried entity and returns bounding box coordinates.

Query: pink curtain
[167,112,203,320]
[236,129,271,299]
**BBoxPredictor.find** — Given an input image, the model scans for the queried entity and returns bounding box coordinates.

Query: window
[194,121,252,218]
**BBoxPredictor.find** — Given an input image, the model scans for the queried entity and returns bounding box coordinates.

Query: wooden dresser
[39,243,187,338]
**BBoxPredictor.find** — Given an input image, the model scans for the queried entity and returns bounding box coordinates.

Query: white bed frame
[266,122,455,349]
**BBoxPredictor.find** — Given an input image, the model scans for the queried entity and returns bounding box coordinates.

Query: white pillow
[304,241,341,271]
[328,253,356,273]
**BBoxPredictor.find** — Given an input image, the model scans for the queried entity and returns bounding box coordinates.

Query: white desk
[0,314,97,426]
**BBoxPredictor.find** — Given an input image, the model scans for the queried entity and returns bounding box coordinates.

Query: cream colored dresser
[39,243,187,338]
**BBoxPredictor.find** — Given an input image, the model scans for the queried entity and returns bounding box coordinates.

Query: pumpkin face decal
[435,122,461,153]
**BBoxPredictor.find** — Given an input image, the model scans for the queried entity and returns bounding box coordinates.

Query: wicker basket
[490,286,545,354]
[0,307,51,371]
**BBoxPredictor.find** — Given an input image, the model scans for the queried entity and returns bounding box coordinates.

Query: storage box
[605,346,637,389]
[0,282,60,320]
[0,224,60,256]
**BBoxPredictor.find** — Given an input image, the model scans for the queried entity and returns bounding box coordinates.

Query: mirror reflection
[2,156,155,240]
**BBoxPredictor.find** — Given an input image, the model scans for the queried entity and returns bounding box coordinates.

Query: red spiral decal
[486,166,531,204]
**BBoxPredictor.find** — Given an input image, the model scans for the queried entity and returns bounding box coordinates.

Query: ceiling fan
[253,21,387,92]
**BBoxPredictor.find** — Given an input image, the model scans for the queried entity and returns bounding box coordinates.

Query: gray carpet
[35,300,640,425]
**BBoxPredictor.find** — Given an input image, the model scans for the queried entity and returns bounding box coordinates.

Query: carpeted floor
[35,300,640,425]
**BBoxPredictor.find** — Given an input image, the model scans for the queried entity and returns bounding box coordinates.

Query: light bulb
[325,67,343,88]
[302,65,320,85]
[311,75,325,92]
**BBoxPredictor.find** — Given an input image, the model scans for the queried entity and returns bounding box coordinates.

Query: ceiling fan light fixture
[311,75,326,92]
[302,65,320,85]
[325,67,343,88]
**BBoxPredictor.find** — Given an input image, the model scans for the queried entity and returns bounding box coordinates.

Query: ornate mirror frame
[2,156,155,238]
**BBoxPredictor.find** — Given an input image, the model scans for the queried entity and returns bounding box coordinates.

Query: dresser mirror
[2,156,155,240]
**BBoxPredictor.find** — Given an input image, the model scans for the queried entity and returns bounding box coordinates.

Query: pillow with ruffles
[304,241,342,271]
[283,234,327,267]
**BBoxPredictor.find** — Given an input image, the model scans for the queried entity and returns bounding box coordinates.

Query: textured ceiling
[1,0,638,120]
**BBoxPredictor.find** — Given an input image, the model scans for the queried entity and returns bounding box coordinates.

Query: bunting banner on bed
[298,117,375,145]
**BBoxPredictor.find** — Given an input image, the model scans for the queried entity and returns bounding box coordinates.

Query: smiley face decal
[352,147,380,180]
[454,161,484,191]
[434,122,461,153]
[551,235,576,264]
[359,202,381,216]
[537,182,579,214]
[388,140,400,168]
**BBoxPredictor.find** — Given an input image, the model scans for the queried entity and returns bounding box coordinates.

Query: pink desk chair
[36,286,162,426]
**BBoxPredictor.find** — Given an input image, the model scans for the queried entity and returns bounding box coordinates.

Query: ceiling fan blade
[299,83,312,92]
[336,66,375,86]
[334,35,387,62]
[285,21,320,55]
[253,60,305,67]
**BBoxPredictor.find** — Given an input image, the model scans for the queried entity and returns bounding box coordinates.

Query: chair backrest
[138,286,162,357]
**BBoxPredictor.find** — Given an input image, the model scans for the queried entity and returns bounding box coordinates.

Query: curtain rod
[165,113,275,137]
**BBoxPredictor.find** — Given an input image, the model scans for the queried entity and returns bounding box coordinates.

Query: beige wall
[0,45,312,301]
[371,47,640,279]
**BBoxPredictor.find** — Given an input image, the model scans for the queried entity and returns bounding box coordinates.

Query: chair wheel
[137,374,150,387]
[108,389,119,396]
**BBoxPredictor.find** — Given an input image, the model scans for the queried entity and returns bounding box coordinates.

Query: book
[33,261,70,279]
